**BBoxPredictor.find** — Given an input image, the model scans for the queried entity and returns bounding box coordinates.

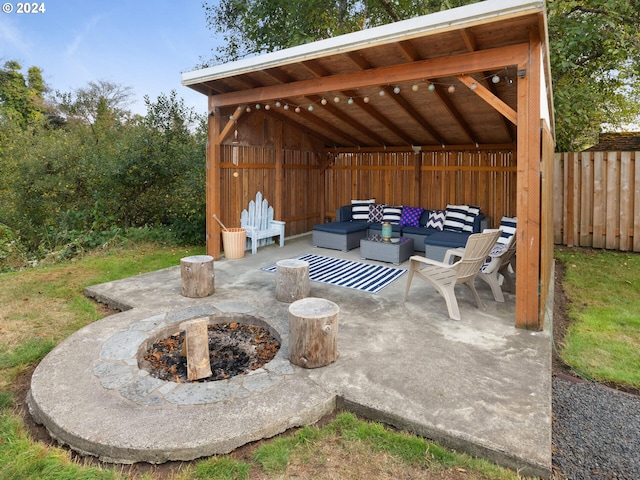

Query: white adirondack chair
[403,230,501,320]
[478,229,517,302]
[240,192,286,254]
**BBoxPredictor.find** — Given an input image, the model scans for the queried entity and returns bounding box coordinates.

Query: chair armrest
[272,220,286,225]
[443,247,465,264]
[409,255,457,269]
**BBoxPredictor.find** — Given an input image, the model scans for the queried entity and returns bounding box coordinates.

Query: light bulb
[379,89,386,96]
[448,85,455,93]
[470,82,477,90]
[283,104,289,110]
[363,96,370,103]
[334,96,340,103]
[412,84,419,92]
[264,104,270,110]
[308,105,314,111]
[393,86,401,94]
[428,83,435,92]
[245,106,252,112]
[294,106,301,113]
[348,97,354,105]
[255,103,261,109]
[321,98,327,105]
[275,101,281,107]
[492,75,500,84]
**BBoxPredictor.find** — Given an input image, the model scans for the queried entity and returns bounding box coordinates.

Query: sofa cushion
[351,199,375,221]
[426,210,445,230]
[383,205,403,224]
[399,206,424,227]
[400,225,442,236]
[419,209,431,227]
[313,222,370,234]
[369,222,403,233]
[424,230,472,248]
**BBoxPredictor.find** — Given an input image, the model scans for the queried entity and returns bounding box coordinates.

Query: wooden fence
[554,151,640,252]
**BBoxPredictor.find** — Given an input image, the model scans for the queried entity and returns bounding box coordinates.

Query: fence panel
[554,151,639,252]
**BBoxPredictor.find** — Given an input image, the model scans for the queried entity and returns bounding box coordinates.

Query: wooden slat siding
[553,153,564,243]
[592,152,605,248]
[606,151,619,250]
[620,152,632,251]
[579,153,593,246]
[540,120,555,327]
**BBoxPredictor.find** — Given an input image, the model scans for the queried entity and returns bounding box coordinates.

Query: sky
[0,0,222,116]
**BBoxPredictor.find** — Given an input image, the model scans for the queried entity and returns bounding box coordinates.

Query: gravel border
[552,375,640,479]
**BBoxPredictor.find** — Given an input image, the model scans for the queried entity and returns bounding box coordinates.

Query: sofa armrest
[480,216,491,231]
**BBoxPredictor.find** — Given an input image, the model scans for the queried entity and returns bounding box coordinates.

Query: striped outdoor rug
[261,253,406,294]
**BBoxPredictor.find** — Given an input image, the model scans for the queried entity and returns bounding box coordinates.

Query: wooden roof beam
[208,43,529,107]
[458,74,517,125]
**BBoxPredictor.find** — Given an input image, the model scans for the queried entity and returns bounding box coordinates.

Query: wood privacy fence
[554,151,640,252]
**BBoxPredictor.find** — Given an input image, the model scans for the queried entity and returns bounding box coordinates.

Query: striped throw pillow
[382,206,403,224]
[444,204,469,232]
[351,199,375,221]
[463,206,481,232]
[498,216,517,245]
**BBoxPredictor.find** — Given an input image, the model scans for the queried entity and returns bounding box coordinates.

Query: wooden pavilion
[182,0,555,330]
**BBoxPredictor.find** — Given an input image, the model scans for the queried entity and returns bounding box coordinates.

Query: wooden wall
[323,146,517,228]
[554,151,640,252]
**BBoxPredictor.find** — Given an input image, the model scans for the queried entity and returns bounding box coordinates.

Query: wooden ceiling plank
[431,84,477,145]
[458,74,517,125]
[209,43,529,107]
[460,28,477,52]
[384,87,446,145]
[264,109,341,147]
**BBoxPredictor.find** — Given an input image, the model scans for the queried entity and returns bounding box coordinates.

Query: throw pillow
[399,206,424,227]
[426,210,445,230]
[351,198,375,221]
[444,204,469,232]
[382,205,403,224]
[498,216,517,245]
[368,203,385,222]
[463,205,481,233]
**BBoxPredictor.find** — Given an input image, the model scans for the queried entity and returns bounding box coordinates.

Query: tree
[201,0,640,151]
[0,61,47,128]
[200,0,478,64]
[55,80,133,126]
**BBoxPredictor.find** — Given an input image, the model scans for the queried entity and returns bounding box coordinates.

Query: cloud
[65,14,102,59]
[0,17,30,58]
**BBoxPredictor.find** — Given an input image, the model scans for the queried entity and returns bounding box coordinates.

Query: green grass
[554,248,640,390]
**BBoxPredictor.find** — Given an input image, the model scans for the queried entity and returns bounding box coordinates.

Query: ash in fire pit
[142,322,280,383]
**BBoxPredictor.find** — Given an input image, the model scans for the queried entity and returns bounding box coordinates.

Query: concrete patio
[27,233,552,477]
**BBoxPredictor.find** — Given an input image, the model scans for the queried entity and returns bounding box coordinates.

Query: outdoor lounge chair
[241,192,285,254]
[477,231,517,302]
[403,230,501,320]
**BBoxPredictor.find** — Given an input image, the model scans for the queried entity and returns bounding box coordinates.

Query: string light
[428,83,436,92]
[448,85,455,93]
[393,86,401,94]
[348,97,354,105]
[363,96,370,103]
[307,105,314,111]
[492,74,501,84]
[412,84,419,92]
[321,98,328,105]
[334,96,340,103]
[379,89,386,96]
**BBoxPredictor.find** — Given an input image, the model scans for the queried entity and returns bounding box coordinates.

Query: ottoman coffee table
[360,235,414,264]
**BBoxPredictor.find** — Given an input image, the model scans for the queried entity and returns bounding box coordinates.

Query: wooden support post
[275,259,310,302]
[180,255,214,298]
[288,297,338,368]
[180,318,212,381]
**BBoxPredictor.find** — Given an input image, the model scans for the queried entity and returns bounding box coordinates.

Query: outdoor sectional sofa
[312,201,490,260]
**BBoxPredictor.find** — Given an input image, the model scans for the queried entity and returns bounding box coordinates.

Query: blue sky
[0,0,221,115]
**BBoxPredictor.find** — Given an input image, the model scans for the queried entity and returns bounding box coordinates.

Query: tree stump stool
[288,297,338,368]
[180,317,212,381]
[275,259,310,302]
[180,255,214,298]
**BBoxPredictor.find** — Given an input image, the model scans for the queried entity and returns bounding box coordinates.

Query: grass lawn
[554,247,640,392]
[4,242,636,479]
